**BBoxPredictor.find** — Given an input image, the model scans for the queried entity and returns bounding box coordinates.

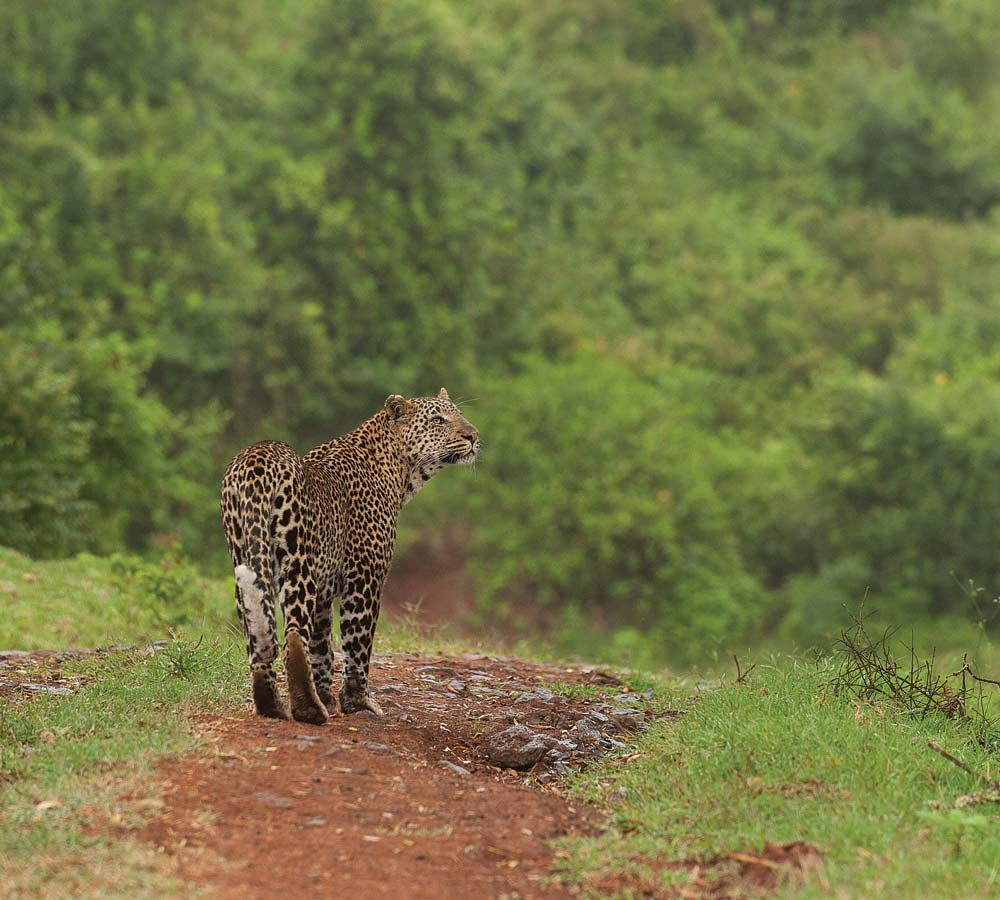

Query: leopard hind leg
[280,563,329,726]
[234,557,288,720]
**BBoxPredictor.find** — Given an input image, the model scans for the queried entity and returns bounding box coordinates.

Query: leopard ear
[384,394,411,420]
[437,387,450,401]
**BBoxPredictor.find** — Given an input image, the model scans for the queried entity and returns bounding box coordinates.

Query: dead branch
[733,655,757,685]
[927,741,1000,790]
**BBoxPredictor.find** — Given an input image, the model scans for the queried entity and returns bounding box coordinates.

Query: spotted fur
[221,388,479,724]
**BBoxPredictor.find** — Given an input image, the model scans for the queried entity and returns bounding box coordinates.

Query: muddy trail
[139,652,657,899]
[2,648,823,899]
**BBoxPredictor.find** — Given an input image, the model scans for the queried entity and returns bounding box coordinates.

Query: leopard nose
[465,429,479,444]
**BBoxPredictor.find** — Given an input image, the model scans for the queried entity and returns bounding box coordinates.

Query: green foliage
[461,354,766,661]
[0,332,92,556]
[109,547,220,630]
[2,0,1000,662]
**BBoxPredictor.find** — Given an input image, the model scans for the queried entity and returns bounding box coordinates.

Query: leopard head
[385,388,479,502]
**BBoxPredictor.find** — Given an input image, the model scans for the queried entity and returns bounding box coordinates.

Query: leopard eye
[431,415,448,425]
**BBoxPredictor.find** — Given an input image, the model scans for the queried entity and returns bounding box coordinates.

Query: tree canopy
[3,0,1000,661]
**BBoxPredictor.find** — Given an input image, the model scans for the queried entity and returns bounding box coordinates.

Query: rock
[542,746,571,765]
[468,686,507,697]
[415,665,463,680]
[569,718,602,749]
[254,792,293,808]
[361,742,390,753]
[484,724,554,770]
[439,759,471,777]
[513,687,556,704]
[611,693,643,706]
[607,708,643,731]
[304,817,327,827]
[0,680,74,696]
[590,704,643,732]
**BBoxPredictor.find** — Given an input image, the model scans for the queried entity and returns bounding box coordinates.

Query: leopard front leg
[309,585,339,716]
[338,569,384,716]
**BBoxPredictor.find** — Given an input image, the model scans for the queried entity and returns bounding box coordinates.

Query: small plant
[951,572,1000,651]
[153,634,234,681]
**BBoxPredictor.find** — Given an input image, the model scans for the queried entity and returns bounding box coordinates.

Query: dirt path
[3,647,825,898]
[135,652,651,899]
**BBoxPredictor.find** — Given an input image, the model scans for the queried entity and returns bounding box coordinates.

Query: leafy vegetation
[3,0,1000,664]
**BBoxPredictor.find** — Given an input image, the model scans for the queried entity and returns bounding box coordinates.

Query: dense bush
[2,0,999,661]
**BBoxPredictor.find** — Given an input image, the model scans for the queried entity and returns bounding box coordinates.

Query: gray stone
[484,724,554,770]
[0,680,75,696]
[513,687,556,704]
[468,686,507,697]
[569,718,602,748]
[607,708,643,731]
[439,759,471,777]
[611,693,643,706]
[253,792,293,808]
[591,703,643,732]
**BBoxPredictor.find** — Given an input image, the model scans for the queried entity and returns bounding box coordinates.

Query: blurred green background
[3,0,1000,666]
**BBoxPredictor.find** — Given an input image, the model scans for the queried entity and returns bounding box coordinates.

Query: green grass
[0,636,247,898]
[561,658,1000,898]
[0,546,234,651]
[0,550,258,897]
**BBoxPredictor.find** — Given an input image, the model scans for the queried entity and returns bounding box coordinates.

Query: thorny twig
[733,655,757,685]
[927,741,1000,791]
[828,604,1000,745]
[952,654,1000,691]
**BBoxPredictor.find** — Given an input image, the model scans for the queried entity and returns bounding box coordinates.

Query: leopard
[220,388,479,725]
